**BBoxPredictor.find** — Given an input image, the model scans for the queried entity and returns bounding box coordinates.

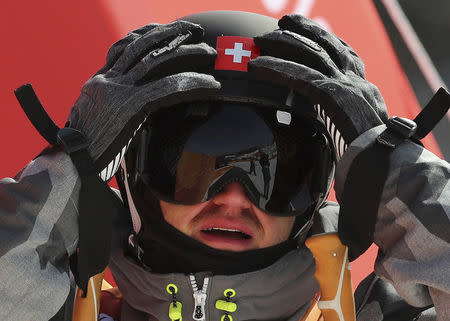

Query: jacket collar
[110,238,319,321]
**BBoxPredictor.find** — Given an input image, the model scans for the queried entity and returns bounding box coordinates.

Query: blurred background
[1,0,448,289]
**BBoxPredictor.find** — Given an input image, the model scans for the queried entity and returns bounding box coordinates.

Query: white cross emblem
[225,42,252,63]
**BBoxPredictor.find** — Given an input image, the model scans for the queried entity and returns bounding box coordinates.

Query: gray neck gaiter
[109,238,319,321]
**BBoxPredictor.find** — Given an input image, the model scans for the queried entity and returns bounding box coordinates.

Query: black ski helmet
[116,11,336,242]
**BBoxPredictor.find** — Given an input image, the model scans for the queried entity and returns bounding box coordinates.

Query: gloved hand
[66,20,221,180]
[61,20,221,293]
[248,14,389,159]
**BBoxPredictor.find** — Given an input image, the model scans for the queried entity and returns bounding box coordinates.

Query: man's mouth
[201,227,252,240]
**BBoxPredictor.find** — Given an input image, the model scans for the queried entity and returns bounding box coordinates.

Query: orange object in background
[72,270,106,321]
[306,233,356,321]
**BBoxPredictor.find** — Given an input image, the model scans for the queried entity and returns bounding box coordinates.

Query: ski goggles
[125,102,335,216]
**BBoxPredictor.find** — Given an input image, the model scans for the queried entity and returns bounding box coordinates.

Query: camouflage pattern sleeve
[0,151,80,321]
[336,125,450,321]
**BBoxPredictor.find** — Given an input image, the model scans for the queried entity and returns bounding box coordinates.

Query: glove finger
[254,29,340,78]
[249,56,378,146]
[279,15,365,77]
[248,55,350,143]
[137,72,221,113]
[125,43,217,84]
[249,56,351,156]
[249,55,329,87]
[92,72,221,170]
[112,20,204,74]
[129,23,163,36]
[95,24,161,76]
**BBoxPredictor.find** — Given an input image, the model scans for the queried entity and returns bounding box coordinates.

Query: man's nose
[211,182,252,210]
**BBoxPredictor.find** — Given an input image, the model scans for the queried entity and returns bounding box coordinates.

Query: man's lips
[201,227,251,240]
[195,218,256,250]
[199,218,254,238]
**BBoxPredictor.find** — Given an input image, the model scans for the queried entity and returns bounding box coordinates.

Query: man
[0,11,449,321]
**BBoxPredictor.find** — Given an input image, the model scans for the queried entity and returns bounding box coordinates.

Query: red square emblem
[215,36,260,72]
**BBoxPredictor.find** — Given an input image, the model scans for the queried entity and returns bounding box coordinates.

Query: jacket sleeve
[335,125,450,321]
[0,151,80,321]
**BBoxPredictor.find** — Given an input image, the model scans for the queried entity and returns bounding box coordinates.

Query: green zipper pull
[167,283,182,321]
[169,301,183,321]
[216,288,237,321]
[215,300,237,313]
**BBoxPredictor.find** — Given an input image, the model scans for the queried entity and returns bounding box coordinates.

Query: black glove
[248,14,388,159]
[66,20,221,181]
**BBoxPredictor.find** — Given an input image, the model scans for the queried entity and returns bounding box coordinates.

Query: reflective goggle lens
[127,102,333,216]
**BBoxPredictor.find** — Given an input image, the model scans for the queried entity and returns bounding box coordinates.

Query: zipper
[189,274,210,321]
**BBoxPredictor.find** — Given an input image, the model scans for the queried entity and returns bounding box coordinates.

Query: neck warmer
[109,226,319,321]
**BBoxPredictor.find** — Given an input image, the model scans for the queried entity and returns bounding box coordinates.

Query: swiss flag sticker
[215,36,260,72]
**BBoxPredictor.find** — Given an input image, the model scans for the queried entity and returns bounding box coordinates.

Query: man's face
[160,182,295,252]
